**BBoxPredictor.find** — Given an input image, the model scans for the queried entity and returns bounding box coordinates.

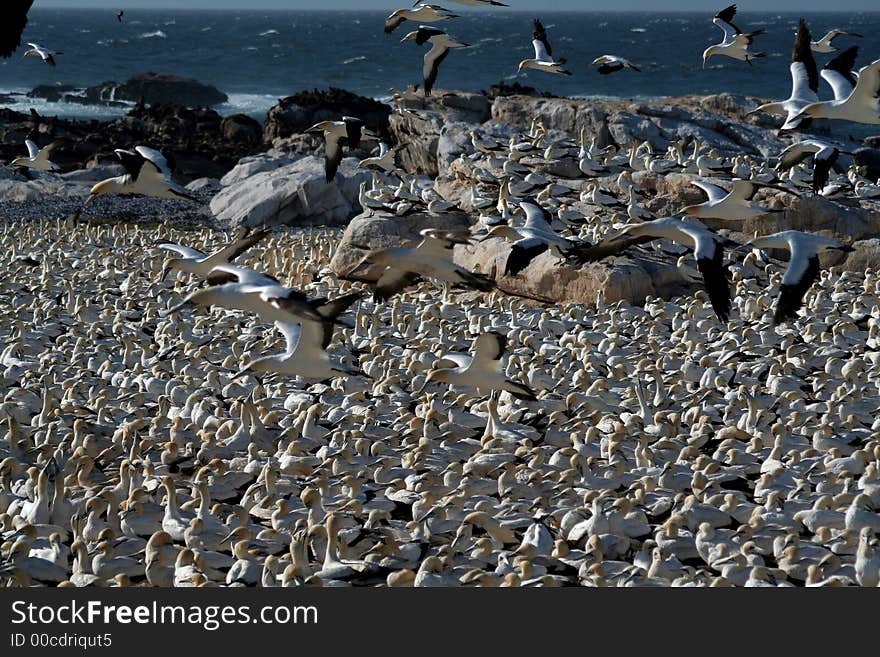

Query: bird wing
[374,268,422,303]
[532,19,553,60]
[791,20,819,97]
[134,146,172,178]
[25,139,39,159]
[692,180,729,204]
[712,18,738,44]
[727,179,757,202]
[206,228,269,268]
[473,332,506,362]
[206,264,280,287]
[274,322,303,355]
[848,57,880,104]
[114,149,147,178]
[0,1,33,58]
[423,43,451,96]
[384,14,405,34]
[776,249,821,324]
[822,46,859,99]
[687,234,730,322]
[154,241,206,260]
[811,147,840,194]
[776,141,821,171]
[434,353,472,370]
[414,26,445,46]
[505,239,549,276]
[419,228,471,251]
[324,134,344,184]
[342,117,366,149]
[520,200,554,231]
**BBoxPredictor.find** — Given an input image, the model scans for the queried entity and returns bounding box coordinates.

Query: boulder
[61,164,125,183]
[209,155,369,228]
[263,88,391,142]
[220,153,298,187]
[221,114,262,145]
[330,209,473,280]
[186,177,222,194]
[455,237,687,306]
[0,177,88,203]
[87,73,228,107]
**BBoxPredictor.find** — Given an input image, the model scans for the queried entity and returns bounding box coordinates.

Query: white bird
[9,139,60,171]
[23,42,61,66]
[233,304,362,382]
[86,146,197,203]
[349,229,495,301]
[358,142,405,176]
[306,116,376,183]
[164,263,362,334]
[384,4,458,34]
[518,18,571,76]
[592,55,640,75]
[156,228,268,282]
[743,230,854,324]
[485,198,595,276]
[425,0,507,6]
[747,20,818,131]
[776,140,843,195]
[702,4,766,67]
[584,217,732,322]
[401,26,468,96]
[683,179,786,222]
[417,331,537,399]
[792,58,880,125]
[811,28,861,54]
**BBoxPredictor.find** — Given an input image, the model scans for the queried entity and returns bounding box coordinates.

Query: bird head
[86,178,119,203]
[414,368,449,396]
[159,257,179,282]
[400,30,419,43]
[701,47,715,69]
[517,60,530,74]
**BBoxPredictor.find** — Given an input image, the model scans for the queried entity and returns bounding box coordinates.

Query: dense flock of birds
[1,2,880,587]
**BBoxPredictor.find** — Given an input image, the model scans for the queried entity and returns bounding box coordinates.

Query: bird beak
[401,32,417,43]
[159,266,171,282]
[82,195,95,206]
[231,367,252,381]
[305,123,323,134]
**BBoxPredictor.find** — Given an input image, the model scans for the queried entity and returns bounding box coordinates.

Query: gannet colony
[1,2,880,588]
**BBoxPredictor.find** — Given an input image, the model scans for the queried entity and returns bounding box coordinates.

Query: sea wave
[343,56,367,65]
[139,30,167,39]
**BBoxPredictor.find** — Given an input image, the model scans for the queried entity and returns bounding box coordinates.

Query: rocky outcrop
[330,209,472,280]
[263,88,391,143]
[29,73,228,108]
[455,237,686,306]
[209,155,370,228]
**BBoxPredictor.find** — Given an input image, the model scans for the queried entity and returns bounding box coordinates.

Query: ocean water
[1,9,879,122]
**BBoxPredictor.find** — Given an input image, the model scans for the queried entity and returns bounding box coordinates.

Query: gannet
[163,264,355,329]
[306,116,377,183]
[702,4,766,67]
[811,29,861,54]
[747,20,818,131]
[518,18,571,76]
[584,217,733,322]
[10,139,61,172]
[401,26,468,96]
[233,295,363,381]
[743,230,854,324]
[417,331,537,400]
[485,198,596,275]
[592,55,640,75]
[791,57,880,125]
[384,5,458,34]
[86,146,197,203]
[427,0,507,5]
[23,42,62,67]
[776,140,844,194]
[1,1,33,58]
[683,179,786,221]
[156,228,268,281]
[349,228,495,301]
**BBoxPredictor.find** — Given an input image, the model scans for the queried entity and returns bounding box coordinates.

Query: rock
[89,73,228,107]
[485,81,557,100]
[263,87,391,142]
[209,155,370,228]
[219,153,298,186]
[0,177,88,203]
[186,177,222,194]
[61,164,125,183]
[330,209,472,280]
[455,236,687,306]
[221,114,262,145]
[854,148,880,182]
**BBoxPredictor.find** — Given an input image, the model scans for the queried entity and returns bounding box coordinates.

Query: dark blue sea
[1,9,878,120]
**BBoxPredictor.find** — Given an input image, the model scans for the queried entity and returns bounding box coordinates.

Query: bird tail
[505,380,538,401]
[751,51,768,59]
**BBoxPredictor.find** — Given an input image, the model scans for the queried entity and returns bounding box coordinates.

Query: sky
[33,1,880,10]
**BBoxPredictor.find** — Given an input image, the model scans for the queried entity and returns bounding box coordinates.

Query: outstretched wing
[791,19,819,97]
[206,228,269,267]
[155,241,206,260]
[532,18,553,60]
[692,180,729,204]
[473,332,506,362]
[135,146,172,178]
[714,4,741,37]
[25,139,39,159]
[822,46,859,100]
